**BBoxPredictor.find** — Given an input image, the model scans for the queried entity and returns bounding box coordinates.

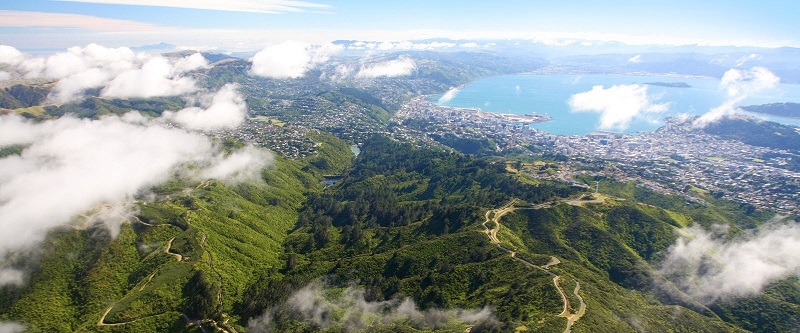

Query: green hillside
[2,54,798,332]
[237,136,754,332]
[3,133,794,332]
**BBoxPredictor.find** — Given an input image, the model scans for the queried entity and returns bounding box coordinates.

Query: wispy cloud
[0,10,162,31]
[55,0,331,14]
[693,67,780,127]
[0,321,25,333]
[0,112,272,285]
[438,87,461,103]
[375,41,456,51]
[568,84,669,131]
[247,280,496,332]
[659,219,800,304]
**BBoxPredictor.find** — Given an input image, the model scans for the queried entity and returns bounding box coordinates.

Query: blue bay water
[435,75,800,135]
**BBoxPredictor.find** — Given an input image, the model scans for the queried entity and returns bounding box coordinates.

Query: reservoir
[435,74,800,135]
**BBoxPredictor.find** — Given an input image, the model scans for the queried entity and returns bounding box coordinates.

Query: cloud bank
[568,84,669,130]
[247,281,495,332]
[0,113,272,285]
[0,44,207,103]
[659,220,800,304]
[356,57,416,78]
[250,41,340,79]
[693,67,780,127]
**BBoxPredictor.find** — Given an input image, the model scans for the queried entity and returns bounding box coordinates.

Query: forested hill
[702,116,800,152]
[2,132,797,332]
[741,102,800,118]
[239,136,773,333]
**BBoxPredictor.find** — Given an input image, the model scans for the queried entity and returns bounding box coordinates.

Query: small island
[741,102,800,118]
[643,82,691,88]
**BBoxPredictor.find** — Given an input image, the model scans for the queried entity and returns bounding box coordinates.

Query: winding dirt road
[481,199,587,333]
[165,237,183,261]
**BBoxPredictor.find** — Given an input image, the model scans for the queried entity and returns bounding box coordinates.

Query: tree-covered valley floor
[2,134,799,332]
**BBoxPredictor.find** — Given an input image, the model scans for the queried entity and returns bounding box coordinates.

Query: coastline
[421,95,552,124]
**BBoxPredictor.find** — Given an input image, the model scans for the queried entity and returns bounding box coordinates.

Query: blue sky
[1,0,798,50]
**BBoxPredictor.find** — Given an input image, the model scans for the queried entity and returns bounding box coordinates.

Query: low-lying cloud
[568,84,669,130]
[0,113,272,285]
[0,44,207,103]
[0,321,25,333]
[165,83,247,130]
[247,280,495,332]
[659,219,800,304]
[100,56,201,99]
[0,45,24,66]
[375,41,456,51]
[693,66,780,127]
[356,56,416,78]
[438,87,461,103]
[250,41,341,79]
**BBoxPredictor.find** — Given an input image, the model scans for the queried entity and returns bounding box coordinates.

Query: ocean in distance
[434,74,800,135]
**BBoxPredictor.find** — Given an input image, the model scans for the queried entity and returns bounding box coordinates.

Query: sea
[434,74,800,135]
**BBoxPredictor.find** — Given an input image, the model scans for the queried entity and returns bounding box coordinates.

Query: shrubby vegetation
[703,117,800,152]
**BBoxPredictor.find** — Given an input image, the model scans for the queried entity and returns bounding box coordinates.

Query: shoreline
[419,95,552,124]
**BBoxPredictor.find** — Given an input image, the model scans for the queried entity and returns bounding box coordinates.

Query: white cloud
[0,45,23,66]
[693,67,780,127]
[459,42,479,48]
[100,56,198,99]
[660,220,800,304]
[50,68,113,103]
[531,36,576,46]
[0,10,162,31]
[0,113,273,280]
[202,145,274,183]
[54,0,331,14]
[172,52,209,73]
[0,268,24,286]
[356,56,416,78]
[628,54,642,63]
[0,321,25,333]
[374,41,456,51]
[250,41,340,79]
[166,84,248,130]
[438,87,460,103]
[568,84,669,131]
[247,280,496,332]
[0,71,10,81]
[0,44,206,103]
[735,53,762,67]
